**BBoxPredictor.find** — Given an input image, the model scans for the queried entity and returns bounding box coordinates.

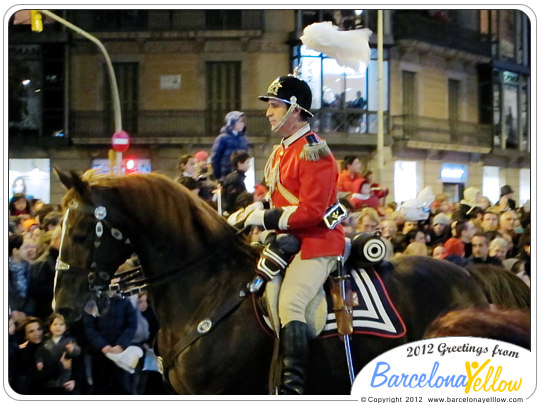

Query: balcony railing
[69,109,386,145]
[393,12,491,57]
[391,115,492,148]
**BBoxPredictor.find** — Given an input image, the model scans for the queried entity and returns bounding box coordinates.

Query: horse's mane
[466,264,531,310]
[63,171,248,251]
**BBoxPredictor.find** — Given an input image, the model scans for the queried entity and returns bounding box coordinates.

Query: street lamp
[30,10,125,173]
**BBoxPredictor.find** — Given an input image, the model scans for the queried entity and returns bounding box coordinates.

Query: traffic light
[30,10,43,32]
[124,158,137,174]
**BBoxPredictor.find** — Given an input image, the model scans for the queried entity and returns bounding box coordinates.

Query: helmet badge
[267,78,283,96]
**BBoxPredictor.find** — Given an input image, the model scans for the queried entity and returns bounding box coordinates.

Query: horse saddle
[256,262,406,340]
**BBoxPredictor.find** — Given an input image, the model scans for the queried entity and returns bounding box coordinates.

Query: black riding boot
[278,321,309,395]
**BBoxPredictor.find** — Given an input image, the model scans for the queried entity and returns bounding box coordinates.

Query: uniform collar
[281,124,311,148]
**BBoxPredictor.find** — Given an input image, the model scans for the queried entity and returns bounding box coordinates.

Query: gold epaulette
[299,139,331,161]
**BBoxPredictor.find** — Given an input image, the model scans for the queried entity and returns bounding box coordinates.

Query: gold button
[279,150,284,156]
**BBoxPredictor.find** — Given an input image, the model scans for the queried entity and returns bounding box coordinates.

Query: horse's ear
[54,166,91,200]
[54,166,74,189]
[69,170,92,200]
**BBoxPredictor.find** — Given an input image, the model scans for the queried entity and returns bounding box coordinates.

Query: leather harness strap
[160,284,249,375]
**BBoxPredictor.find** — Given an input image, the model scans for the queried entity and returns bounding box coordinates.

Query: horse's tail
[465,264,531,310]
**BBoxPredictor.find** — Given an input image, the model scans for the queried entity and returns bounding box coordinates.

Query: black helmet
[258,75,313,117]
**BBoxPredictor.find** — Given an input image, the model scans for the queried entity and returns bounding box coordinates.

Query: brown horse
[52,169,528,395]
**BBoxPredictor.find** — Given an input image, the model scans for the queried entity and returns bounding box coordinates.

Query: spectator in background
[9,193,33,218]
[455,186,481,220]
[479,196,492,211]
[28,226,62,321]
[9,234,37,317]
[361,170,389,205]
[432,244,446,260]
[405,228,427,246]
[9,216,26,235]
[404,242,428,257]
[442,237,469,267]
[174,154,197,183]
[83,292,138,394]
[470,232,502,266]
[449,219,476,258]
[337,155,362,199]
[498,210,520,258]
[432,192,453,215]
[35,313,81,394]
[489,237,509,264]
[427,213,451,248]
[349,177,382,212]
[193,150,216,202]
[10,316,46,394]
[211,111,249,181]
[356,207,381,234]
[222,151,251,215]
[496,185,517,212]
[481,210,500,240]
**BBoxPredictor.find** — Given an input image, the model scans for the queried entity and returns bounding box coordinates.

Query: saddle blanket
[320,268,406,339]
[257,267,406,339]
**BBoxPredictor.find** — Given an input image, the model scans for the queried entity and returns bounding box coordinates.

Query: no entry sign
[111,131,131,153]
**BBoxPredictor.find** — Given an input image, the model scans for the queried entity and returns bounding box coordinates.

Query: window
[205,10,241,30]
[293,44,387,134]
[482,166,500,206]
[519,168,530,206]
[205,61,241,135]
[394,161,417,205]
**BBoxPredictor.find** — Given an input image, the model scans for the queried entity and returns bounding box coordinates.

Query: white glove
[245,210,265,228]
[244,201,264,216]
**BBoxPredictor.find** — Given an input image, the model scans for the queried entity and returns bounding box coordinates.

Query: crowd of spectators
[8,150,530,395]
[8,197,164,395]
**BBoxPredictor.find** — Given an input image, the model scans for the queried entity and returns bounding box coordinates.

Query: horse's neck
[141,241,254,329]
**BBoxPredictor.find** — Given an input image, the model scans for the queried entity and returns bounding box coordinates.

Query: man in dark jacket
[83,295,138,394]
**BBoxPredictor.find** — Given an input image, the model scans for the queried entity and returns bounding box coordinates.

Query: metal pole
[39,10,122,133]
[377,10,384,179]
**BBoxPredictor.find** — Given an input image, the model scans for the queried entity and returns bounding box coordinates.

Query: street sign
[111,131,130,153]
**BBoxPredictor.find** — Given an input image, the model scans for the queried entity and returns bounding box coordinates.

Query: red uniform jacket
[265,125,345,259]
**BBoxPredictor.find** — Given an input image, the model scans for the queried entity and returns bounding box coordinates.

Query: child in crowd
[35,313,81,394]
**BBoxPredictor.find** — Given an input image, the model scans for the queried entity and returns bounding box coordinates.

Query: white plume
[300,22,372,71]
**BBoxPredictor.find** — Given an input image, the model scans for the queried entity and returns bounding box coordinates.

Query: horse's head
[53,168,134,323]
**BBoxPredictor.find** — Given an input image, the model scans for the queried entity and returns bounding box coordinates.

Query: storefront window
[482,166,500,206]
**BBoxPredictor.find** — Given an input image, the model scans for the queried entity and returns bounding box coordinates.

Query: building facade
[8,9,531,207]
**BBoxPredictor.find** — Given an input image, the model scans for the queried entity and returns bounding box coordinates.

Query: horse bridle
[56,199,138,297]
[56,197,244,298]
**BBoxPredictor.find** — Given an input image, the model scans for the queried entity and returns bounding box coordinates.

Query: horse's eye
[70,221,94,242]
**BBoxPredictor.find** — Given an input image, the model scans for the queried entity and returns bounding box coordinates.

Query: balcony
[391,115,492,153]
[393,12,491,57]
[68,109,384,148]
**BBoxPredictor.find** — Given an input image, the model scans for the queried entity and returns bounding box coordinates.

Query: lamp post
[34,10,125,173]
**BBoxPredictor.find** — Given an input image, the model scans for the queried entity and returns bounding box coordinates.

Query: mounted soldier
[244,74,346,394]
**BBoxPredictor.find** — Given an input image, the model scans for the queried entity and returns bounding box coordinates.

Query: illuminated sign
[440,163,468,183]
[8,159,51,202]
